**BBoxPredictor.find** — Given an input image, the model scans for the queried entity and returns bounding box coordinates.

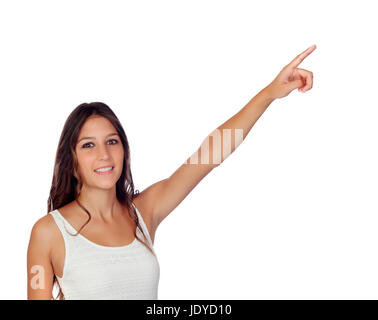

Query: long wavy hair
[47,102,154,300]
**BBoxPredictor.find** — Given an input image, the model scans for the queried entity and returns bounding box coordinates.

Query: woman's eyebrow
[78,132,119,143]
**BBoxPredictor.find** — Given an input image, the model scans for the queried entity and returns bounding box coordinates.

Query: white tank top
[49,203,160,300]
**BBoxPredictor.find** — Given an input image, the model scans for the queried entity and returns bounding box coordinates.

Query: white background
[1,0,377,299]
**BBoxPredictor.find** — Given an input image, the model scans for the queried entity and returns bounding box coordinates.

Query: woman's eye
[82,142,93,148]
[81,139,118,149]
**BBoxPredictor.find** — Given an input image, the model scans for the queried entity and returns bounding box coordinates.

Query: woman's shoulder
[29,203,75,251]
[28,213,58,261]
[32,211,59,236]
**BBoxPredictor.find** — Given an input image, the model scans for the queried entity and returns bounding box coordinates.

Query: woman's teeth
[95,166,113,173]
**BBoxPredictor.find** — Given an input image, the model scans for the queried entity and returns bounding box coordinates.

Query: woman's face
[75,115,124,190]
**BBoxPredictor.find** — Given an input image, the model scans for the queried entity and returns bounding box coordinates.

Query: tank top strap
[48,209,79,279]
[131,202,154,248]
[48,209,79,243]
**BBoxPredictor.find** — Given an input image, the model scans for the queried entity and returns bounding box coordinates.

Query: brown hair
[47,102,154,300]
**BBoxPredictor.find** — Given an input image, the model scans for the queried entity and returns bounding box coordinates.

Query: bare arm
[136,45,316,232]
[27,216,55,300]
[186,86,274,167]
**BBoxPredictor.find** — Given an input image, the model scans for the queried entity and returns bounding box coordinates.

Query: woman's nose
[97,145,110,160]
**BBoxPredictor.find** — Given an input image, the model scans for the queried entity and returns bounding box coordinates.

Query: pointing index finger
[288,44,316,69]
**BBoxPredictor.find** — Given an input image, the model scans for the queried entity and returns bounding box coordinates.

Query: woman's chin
[90,180,117,190]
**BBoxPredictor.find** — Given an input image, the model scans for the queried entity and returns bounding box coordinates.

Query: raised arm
[135,45,316,235]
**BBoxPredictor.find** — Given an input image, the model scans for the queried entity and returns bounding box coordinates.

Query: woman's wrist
[259,85,276,104]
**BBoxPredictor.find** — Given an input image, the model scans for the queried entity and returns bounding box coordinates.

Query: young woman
[27,44,316,300]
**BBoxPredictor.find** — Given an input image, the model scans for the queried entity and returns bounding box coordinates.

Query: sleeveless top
[48,203,160,300]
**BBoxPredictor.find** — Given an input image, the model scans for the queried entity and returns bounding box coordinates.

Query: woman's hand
[265,44,316,100]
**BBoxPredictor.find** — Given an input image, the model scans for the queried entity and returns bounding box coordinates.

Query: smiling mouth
[94,166,114,174]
